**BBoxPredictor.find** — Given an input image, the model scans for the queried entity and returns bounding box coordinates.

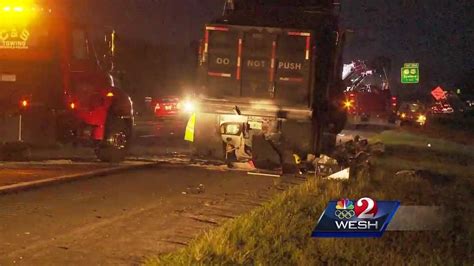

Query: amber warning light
[0,1,40,27]
[20,99,29,108]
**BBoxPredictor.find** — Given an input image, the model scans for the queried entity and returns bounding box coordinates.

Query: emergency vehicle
[0,0,134,162]
[342,60,398,125]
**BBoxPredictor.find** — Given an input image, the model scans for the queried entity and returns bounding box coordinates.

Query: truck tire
[96,117,131,163]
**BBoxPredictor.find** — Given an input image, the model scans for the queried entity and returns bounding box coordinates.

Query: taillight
[391,96,397,107]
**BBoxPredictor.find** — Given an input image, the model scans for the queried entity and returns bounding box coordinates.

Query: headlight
[417,114,427,125]
[182,100,196,113]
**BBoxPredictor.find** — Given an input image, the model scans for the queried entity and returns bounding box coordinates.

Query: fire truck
[342,60,398,125]
[189,0,347,169]
[0,1,134,162]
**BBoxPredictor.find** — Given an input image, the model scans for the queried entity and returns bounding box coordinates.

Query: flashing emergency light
[0,0,38,25]
[343,100,353,109]
[70,102,76,109]
[417,114,427,125]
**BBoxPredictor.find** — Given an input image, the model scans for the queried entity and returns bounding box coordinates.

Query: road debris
[311,135,386,179]
[313,154,341,177]
[395,169,453,184]
[184,184,206,195]
[326,168,350,180]
[247,171,281,178]
[396,170,417,177]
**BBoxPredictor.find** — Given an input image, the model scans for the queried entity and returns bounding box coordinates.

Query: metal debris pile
[312,135,386,180]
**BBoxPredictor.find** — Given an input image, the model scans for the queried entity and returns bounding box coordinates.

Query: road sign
[404,63,419,68]
[401,63,419,84]
[431,86,446,101]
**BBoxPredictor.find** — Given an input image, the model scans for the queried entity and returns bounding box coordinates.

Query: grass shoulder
[146,130,474,265]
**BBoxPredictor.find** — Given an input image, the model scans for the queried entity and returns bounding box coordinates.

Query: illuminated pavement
[0,164,305,264]
[0,118,189,191]
[0,118,391,264]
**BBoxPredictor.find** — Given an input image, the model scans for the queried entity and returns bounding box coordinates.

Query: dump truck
[188,0,347,169]
[0,0,133,161]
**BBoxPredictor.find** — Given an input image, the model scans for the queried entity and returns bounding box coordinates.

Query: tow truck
[0,0,134,162]
[187,0,347,170]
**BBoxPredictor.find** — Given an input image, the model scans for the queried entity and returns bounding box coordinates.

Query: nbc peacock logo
[312,197,400,238]
[335,198,355,219]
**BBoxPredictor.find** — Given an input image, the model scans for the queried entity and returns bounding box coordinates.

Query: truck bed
[199,24,315,109]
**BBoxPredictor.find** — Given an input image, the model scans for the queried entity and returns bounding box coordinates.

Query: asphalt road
[0,117,388,264]
[132,117,190,157]
[10,117,190,163]
[0,163,306,265]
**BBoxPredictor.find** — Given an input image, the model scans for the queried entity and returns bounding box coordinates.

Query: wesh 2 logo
[312,197,399,238]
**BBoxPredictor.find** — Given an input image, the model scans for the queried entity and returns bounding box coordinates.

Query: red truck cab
[344,86,398,124]
[0,1,133,162]
[342,61,397,125]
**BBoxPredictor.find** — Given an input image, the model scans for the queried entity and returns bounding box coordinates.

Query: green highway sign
[404,63,419,68]
[401,63,419,84]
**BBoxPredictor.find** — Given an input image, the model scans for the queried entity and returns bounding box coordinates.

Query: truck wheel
[96,118,131,163]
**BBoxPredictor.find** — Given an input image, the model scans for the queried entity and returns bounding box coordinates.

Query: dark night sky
[75,0,473,91]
